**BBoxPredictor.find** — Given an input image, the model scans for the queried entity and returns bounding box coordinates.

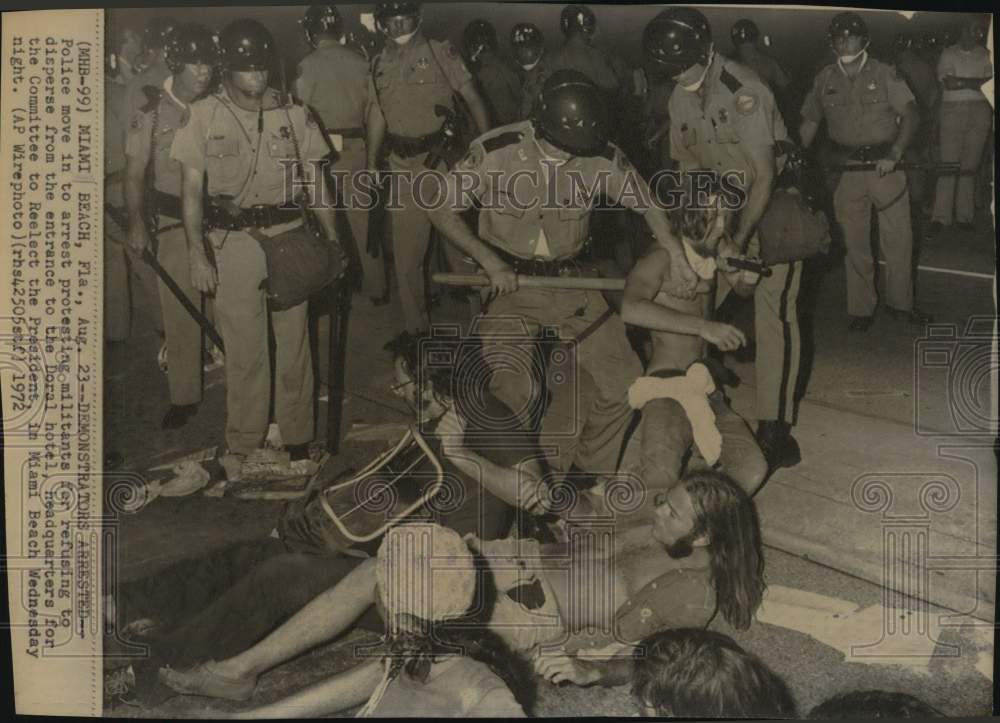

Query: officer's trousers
[640,389,768,496]
[388,152,433,334]
[104,207,163,342]
[477,286,643,475]
[155,218,202,406]
[833,168,914,318]
[932,100,993,226]
[333,138,385,299]
[717,248,802,426]
[210,229,314,455]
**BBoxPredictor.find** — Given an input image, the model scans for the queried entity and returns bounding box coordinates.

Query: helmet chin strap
[678,45,714,92]
[389,16,421,45]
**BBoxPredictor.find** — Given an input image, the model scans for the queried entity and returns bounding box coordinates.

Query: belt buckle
[249,204,269,228]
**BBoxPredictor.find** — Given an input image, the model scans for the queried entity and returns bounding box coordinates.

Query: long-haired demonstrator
[234,523,535,718]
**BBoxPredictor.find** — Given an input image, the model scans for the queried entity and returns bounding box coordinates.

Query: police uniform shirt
[124,76,190,195]
[170,87,327,206]
[123,60,172,127]
[370,32,471,137]
[800,55,915,147]
[937,43,992,103]
[669,56,787,186]
[297,43,370,130]
[476,53,522,126]
[447,120,652,260]
[546,42,624,92]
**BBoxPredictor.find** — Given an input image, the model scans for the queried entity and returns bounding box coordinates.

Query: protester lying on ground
[227,524,535,718]
[808,690,944,718]
[158,469,766,698]
[621,182,768,495]
[105,334,552,703]
[629,628,796,717]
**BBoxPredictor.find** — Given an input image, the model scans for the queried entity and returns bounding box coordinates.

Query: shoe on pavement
[848,315,874,332]
[884,307,934,326]
[756,420,801,472]
[158,661,256,701]
[161,404,199,430]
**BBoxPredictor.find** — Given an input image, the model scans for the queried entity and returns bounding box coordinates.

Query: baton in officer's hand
[721,256,772,277]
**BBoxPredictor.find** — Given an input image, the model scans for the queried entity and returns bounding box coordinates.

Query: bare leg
[210,557,378,681]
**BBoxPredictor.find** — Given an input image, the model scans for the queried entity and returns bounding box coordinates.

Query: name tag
[327,132,343,153]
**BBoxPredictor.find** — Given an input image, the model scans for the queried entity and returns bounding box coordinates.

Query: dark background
[109,4,989,80]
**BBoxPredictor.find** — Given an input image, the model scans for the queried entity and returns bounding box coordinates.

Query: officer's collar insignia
[735,93,758,115]
[417,57,429,69]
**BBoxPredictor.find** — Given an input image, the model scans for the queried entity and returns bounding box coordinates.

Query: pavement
[103,207,996,717]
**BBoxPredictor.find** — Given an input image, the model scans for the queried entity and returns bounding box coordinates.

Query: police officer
[730,19,790,97]
[800,12,931,331]
[647,7,803,471]
[462,19,521,127]
[124,23,217,429]
[429,70,698,475]
[892,32,939,227]
[510,22,547,121]
[928,16,992,236]
[123,17,177,123]
[296,5,387,305]
[366,0,490,340]
[171,19,341,459]
[547,4,631,99]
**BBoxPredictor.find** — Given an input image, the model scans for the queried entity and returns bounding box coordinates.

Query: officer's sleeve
[123,110,153,163]
[799,72,824,123]
[936,47,955,80]
[733,81,780,147]
[603,146,652,215]
[170,102,208,172]
[884,64,916,114]
[437,40,474,91]
[441,139,490,210]
[294,60,312,104]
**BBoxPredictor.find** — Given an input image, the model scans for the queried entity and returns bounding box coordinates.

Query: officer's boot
[756,420,801,472]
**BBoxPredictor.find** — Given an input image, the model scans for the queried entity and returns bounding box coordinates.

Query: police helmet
[144,17,179,52]
[463,19,497,62]
[374,1,422,32]
[939,27,959,47]
[164,23,218,73]
[643,8,713,78]
[828,12,868,43]
[218,19,275,72]
[731,19,759,46]
[302,5,342,47]
[892,32,913,55]
[561,5,597,37]
[511,22,544,50]
[533,69,608,157]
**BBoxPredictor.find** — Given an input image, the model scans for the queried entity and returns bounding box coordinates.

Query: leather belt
[831,141,894,163]
[494,247,583,278]
[329,127,365,139]
[207,203,301,231]
[387,128,445,158]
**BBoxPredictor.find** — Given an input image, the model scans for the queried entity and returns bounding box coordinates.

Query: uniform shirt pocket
[205,136,244,190]
[493,191,527,219]
[820,89,847,109]
[680,124,699,148]
[859,87,888,105]
[404,60,443,87]
[712,120,740,144]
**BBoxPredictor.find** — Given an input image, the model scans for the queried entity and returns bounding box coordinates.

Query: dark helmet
[561,5,597,37]
[301,5,342,47]
[164,23,218,73]
[511,22,544,50]
[144,17,178,51]
[828,12,868,43]
[643,8,713,78]
[917,32,939,53]
[462,19,497,62]
[892,32,913,54]
[218,19,275,72]
[940,27,959,46]
[374,1,421,30]
[731,19,759,46]
[533,69,608,156]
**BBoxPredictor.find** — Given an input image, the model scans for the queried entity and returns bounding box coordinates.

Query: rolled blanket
[627,362,722,466]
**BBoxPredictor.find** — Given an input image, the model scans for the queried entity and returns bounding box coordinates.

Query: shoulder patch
[456,144,485,171]
[719,68,743,95]
[735,92,759,115]
[482,131,523,154]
